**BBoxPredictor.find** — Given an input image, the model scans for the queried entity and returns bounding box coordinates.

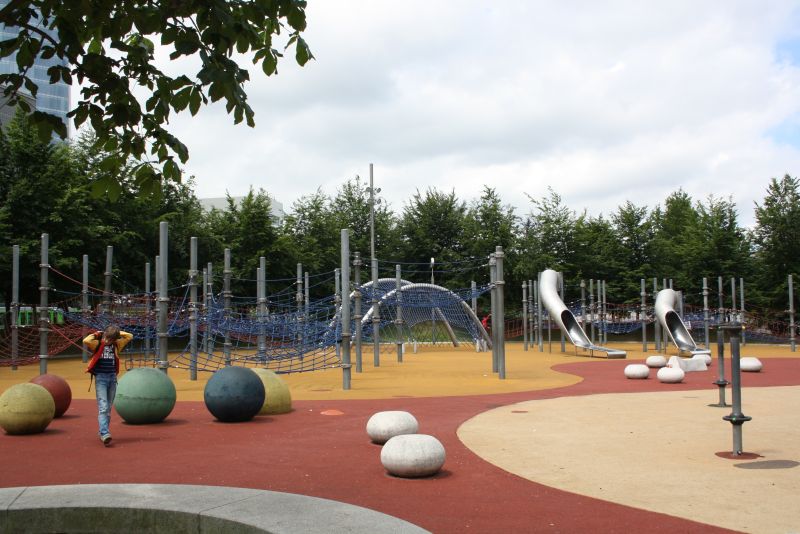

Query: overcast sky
[161,1,800,227]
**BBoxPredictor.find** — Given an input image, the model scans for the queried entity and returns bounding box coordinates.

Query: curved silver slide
[655,289,710,355]
[540,269,626,358]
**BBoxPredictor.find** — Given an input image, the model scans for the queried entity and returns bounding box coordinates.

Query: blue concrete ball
[203,366,265,422]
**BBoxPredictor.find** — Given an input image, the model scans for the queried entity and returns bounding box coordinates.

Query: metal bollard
[721,324,751,455]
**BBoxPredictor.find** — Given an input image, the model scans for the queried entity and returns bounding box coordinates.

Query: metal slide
[655,289,710,355]
[539,269,626,358]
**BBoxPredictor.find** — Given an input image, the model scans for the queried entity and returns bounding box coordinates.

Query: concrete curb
[0,484,429,533]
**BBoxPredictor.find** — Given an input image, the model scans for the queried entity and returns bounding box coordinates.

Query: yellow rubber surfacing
[1,342,797,401]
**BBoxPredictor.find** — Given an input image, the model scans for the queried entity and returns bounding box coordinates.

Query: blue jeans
[94,372,117,437]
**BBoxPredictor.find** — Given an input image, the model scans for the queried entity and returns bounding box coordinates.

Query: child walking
[83,325,133,446]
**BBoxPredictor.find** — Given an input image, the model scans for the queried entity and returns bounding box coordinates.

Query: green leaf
[189,88,202,115]
[295,36,313,66]
[88,38,103,55]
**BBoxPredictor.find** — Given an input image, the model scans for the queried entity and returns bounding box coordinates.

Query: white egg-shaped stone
[366,411,419,444]
[381,434,445,478]
[624,364,650,379]
[692,353,712,366]
[645,355,667,368]
[740,357,763,372]
[657,366,685,384]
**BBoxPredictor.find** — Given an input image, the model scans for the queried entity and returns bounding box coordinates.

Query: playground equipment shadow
[1,342,798,533]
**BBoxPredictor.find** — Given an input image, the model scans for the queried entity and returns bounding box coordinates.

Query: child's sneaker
[101,434,112,446]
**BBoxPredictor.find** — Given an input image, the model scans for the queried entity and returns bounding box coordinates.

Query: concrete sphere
[645,355,667,368]
[29,374,72,417]
[367,411,419,444]
[740,357,763,372]
[381,434,446,478]
[252,368,292,415]
[0,383,55,435]
[114,368,177,424]
[204,367,265,422]
[624,364,649,379]
[657,366,685,384]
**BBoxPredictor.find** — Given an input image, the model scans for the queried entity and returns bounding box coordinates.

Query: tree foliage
[0,0,313,198]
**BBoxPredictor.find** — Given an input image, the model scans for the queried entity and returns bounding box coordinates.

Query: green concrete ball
[114,368,177,424]
[0,383,55,435]
[252,368,293,415]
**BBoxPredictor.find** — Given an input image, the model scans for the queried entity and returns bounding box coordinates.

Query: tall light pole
[368,164,381,366]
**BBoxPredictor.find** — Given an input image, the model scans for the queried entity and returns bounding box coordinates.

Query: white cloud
[157,0,800,227]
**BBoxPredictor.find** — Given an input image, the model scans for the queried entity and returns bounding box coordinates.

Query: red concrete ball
[29,374,72,418]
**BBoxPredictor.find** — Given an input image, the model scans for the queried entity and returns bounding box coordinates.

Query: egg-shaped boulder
[645,355,667,368]
[366,411,418,444]
[740,357,763,372]
[381,434,446,478]
[657,366,685,384]
[624,364,649,379]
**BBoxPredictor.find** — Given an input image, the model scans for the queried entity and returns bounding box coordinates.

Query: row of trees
[1,112,799,318]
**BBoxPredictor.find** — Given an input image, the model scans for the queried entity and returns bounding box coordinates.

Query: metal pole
[81,254,89,364]
[205,262,213,356]
[653,278,661,352]
[104,245,113,315]
[305,269,310,359]
[730,277,737,322]
[11,245,19,370]
[703,277,710,349]
[223,248,232,367]
[38,233,49,375]
[335,267,341,360]
[430,258,436,345]
[296,262,303,359]
[740,278,746,345]
[353,252,363,372]
[489,254,497,371]
[258,257,267,363]
[201,267,208,356]
[641,279,647,352]
[535,277,543,351]
[340,229,352,390]
[495,246,506,379]
[145,262,152,360]
[710,324,729,407]
[723,325,751,455]
[718,275,724,323]
[522,281,528,351]
[396,264,403,362]
[589,279,595,344]
[157,222,169,373]
[558,273,565,352]
[790,274,796,352]
[471,280,477,315]
[528,280,535,348]
[189,237,198,380]
[369,163,381,367]
[661,278,667,349]
[602,280,608,345]
[580,279,586,333]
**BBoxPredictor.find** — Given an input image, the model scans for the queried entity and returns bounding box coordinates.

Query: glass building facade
[0,0,71,135]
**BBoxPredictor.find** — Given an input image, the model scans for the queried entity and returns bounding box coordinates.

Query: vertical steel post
[471,280,477,315]
[201,267,208,356]
[723,325,750,455]
[81,254,89,363]
[641,279,647,352]
[740,278,746,345]
[340,229,352,390]
[589,279,595,344]
[11,245,19,370]
[789,274,796,352]
[489,254,497,372]
[730,277,737,322]
[371,255,380,367]
[258,256,267,362]
[580,279,586,332]
[495,246,506,379]
[223,248,232,367]
[353,252,363,372]
[396,264,403,362]
[602,280,608,344]
[653,278,661,352]
[157,222,169,373]
[335,268,341,360]
[145,262,152,360]
[710,325,729,407]
[296,262,303,359]
[189,237,198,380]
[528,280,535,348]
[718,275,724,323]
[662,278,668,349]
[205,262,213,356]
[522,282,528,351]
[38,233,49,375]
[703,277,710,349]
[558,273,565,352]
[103,245,113,315]
[535,277,543,352]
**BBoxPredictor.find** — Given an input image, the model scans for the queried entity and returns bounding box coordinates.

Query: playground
[1,341,799,533]
[2,228,800,532]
